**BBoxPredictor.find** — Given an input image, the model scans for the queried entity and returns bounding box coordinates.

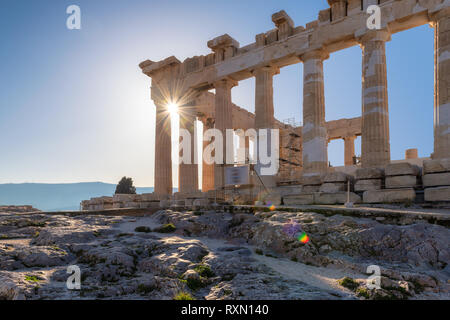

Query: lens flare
[297,232,310,244]
[167,102,178,115]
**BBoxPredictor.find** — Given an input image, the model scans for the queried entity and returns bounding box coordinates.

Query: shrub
[115,177,136,195]
[174,292,195,300]
[338,277,359,291]
[155,223,176,233]
[194,265,215,278]
[135,226,151,233]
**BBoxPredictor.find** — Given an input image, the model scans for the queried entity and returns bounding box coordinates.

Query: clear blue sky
[0,0,434,187]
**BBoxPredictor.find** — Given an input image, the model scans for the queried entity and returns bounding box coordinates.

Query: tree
[115,177,136,195]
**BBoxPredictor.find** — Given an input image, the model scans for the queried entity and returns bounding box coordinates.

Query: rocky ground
[0,206,449,300]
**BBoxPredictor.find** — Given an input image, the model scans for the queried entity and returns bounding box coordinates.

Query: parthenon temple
[84,0,450,210]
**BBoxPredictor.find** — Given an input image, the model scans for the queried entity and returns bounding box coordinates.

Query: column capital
[251,65,280,76]
[429,6,450,24]
[343,135,357,141]
[213,77,239,89]
[299,49,329,62]
[356,29,391,45]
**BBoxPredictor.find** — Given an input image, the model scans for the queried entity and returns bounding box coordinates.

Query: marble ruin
[82,0,450,210]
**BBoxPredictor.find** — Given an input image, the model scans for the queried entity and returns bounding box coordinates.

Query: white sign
[225,166,250,186]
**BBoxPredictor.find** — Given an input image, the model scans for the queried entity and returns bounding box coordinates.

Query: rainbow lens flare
[297,232,310,244]
[267,201,276,211]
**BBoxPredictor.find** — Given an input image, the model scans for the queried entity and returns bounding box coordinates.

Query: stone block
[423,173,450,187]
[314,192,361,205]
[385,163,420,177]
[424,187,450,202]
[264,194,282,206]
[139,202,159,209]
[355,179,382,192]
[283,194,314,205]
[302,185,321,193]
[160,200,171,209]
[323,172,351,183]
[300,175,323,186]
[113,203,122,209]
[171,200,186,207]
[193,199,210,208]
[385,175,419,189]
[423,158,450,174]
[140,193,159,202]
[363,188,416,204]
[319,182,347,193]
[113,194,137,202]
[123,202,139,209]
[356,167,384,180]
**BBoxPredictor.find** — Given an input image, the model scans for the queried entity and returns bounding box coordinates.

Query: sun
[167,102,179,115]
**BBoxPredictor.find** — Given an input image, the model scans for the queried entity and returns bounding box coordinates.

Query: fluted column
[253,66,279,187]
[431,8,450,159]
[202,118,215,192]
[344,136,356,166]
[359,30,391,168]
[178,106,199,193]
[154,102,173,196]
[214,79,237,195]
[300,49,329,175]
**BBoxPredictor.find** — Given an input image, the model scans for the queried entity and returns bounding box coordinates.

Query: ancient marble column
[253,66,279,187]
[214,78,237,195]
[300,50,329,175]
[202,118,215,192]
[359,30,391,168]
[178,106,199,194]
[431,8,450,159]
[344,136,356,166]
[154,102,173,196]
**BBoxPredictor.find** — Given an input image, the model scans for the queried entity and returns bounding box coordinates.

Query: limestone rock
[355,179,382,191]
[423,173,450,187]
[385,163,420,176]
[363,188,416,204]
[319,182,347,193]
[423,158,450,174]
[425,187,450,202]
[385,175,419,189]
[323,172,352,183]
[356,167,384,180]
[283,194,314,205]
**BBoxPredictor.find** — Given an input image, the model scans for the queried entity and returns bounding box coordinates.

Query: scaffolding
[278,118,303,184]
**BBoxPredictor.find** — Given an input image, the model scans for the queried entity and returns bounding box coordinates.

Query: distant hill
[0,183,154,212]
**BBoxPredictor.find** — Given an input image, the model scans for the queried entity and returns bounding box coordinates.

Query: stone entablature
[141,1,447,91]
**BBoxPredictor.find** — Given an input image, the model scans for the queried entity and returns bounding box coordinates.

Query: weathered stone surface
[0,206,449,300]
[423,173,450,187]
[302,185,321,193]
[140,193,160,202]
[356,167,384,180]
[423,158,450,174]
[319,182,346,193]
[363,189,416,204]
[425,187,450,202]
[323,172,351,183]
[300,175,323,186]
[354,179,382,192]
[385,175,419,189]
[283,194,314,205]
[385,163,420,177]
[314,192,361,205]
